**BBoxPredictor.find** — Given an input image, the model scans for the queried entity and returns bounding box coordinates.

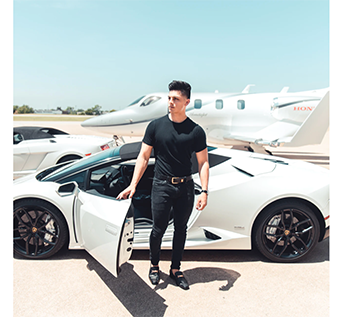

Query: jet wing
[224,121,299,146]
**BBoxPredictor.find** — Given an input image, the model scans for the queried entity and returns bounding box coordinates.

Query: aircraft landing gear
[248,143,273,155]
[232,144,273,155]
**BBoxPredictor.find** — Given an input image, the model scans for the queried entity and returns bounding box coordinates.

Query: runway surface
[13,120,330,317]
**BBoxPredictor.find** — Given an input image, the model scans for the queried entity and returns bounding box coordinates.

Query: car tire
[13,199,69,259]
[254,200,320,263]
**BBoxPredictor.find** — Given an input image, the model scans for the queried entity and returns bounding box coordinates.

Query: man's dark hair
[168,80,191,99]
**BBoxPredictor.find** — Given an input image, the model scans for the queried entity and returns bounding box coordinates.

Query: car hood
[13,173,36,185]
[227,150,327,177]
[19,134,116,148]
[211,148,296,176]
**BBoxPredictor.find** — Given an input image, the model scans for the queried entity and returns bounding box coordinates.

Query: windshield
[128,95,145,107]
[36,161,73,181]
[140,96,161,107]
[38,147,121,182]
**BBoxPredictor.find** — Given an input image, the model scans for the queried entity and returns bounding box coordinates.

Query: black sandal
[149,266,160,285]
[169,270,189,290]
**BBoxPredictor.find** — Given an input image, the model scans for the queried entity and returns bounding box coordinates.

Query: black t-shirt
[142,115,207,177]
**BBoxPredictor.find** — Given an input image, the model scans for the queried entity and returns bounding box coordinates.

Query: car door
[74,190,134,278]
[21,139,55,172]
[13,136,30,172]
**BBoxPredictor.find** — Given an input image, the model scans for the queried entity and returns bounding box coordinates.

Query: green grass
[13,115,95,122]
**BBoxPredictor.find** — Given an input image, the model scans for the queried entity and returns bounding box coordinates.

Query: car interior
[87,160,164,227]
[77,149,230,228]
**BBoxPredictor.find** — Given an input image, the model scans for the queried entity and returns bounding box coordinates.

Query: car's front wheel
[13,199,68,259]
[254,201,320,262]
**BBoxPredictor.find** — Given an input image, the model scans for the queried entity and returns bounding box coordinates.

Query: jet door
[75,190,134,278]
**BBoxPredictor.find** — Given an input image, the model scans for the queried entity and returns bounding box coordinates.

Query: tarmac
[13,120,330,317]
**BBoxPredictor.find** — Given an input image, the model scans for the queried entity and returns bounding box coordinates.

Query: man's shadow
[86,260,168,317]
[85,255,241,317]
[155,267,240,291]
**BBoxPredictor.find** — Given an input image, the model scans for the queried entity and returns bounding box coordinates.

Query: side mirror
[13,133,24,145]
[57,182,78,197]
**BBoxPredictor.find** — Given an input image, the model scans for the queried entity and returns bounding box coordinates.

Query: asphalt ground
[12,121,331,316]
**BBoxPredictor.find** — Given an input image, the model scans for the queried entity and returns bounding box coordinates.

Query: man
[117,80,209,290]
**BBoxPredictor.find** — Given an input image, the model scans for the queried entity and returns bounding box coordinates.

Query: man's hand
[196,192,208,210]
[116,142,152,200]
[116,185,135,200]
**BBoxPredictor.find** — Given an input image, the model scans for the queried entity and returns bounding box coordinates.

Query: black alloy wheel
[254,201,320,263]
[13,199,68,259]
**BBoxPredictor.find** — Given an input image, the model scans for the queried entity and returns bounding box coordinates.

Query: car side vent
[232,165,254,177]
[204,229,221,240]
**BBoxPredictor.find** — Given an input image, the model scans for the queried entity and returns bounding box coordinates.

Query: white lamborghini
[13,142,329,277]
[13,126,117,179]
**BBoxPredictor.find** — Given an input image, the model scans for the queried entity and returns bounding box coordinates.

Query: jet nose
[81,115,107,128]
[81,116,96,127]
[82,109,135,128]
[81,93,167,136]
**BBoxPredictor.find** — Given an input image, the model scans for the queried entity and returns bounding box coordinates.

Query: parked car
[13,142,329,277]
[13,126,117,179]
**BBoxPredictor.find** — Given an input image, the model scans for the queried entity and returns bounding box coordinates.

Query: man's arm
[195,148,209,210]
[116,142,153,200]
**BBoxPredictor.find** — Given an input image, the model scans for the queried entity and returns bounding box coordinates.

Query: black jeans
[150,177,195,270]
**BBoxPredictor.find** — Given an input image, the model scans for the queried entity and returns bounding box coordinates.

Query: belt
[156,174,193,185]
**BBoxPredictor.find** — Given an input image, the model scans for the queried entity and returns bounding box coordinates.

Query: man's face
[168,90,190,115]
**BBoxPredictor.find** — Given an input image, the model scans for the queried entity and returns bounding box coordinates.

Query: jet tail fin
[281,91,329,147]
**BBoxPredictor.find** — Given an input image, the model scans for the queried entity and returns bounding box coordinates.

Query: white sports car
[13,126,117,179]
[13,142,329,277]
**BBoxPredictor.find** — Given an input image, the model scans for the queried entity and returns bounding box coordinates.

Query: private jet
[81,85,329,154]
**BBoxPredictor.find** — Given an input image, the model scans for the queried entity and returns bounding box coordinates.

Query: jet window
[128,95,145,107]
[237,100,245,110]
[194,99,202,109]
[215,99,223,110]
[140,96,161,107]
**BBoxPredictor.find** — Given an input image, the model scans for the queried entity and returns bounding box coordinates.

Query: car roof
[13,126,69,140]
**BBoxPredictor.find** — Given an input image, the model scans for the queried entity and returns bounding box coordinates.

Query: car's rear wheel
[13,199,68,259]
[254,201,320,262]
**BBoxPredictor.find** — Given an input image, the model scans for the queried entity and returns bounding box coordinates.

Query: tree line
[13,105,115,115]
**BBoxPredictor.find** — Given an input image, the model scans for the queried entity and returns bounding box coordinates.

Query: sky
[13,0,330,111]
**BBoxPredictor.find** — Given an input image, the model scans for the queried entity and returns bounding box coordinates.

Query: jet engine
[270,96,321,124]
